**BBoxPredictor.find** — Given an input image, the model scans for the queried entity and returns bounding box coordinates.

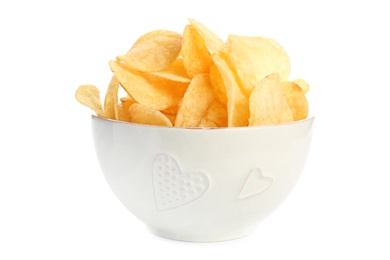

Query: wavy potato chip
[182,24,213,77]
[281,81,309,121]
[292,78,310,94]
[117,30,182,72]
[249,73,293,126]
[198,119,218,128]
[175,74,215,127]
[76,19,310,127]
[103,76,119,120]
[128,103,172,126]
[75,84,104,117]
[160,110,177,126]
[117,95,137,122]
[227,34,290,97]
[212,52,249,127]
[188,18,225,54]
[199,99,228,128]
[209,62,228,105]
[110,60,188,110]
[150,57,191,83]
[160,104,179,115]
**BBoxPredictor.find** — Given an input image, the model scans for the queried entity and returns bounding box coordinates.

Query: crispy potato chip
[118,95,137,122]
[120,95,136,103]
[292,78,310,94]
[76,19,310,128]
[281,81,308,121]
[249,73,293,126]
[182,24,213,77]
[150,57,191,83]
[175,74,215,127]
[103,76,119,120]
[110,60,188,110]
[199,99,228,127]
[160,105,179,115]
[75,84,104,117]
[117,30,182,72]
[188,18,225,54]
[227,34,290,96]
[160,111,176,125]
[212,52,249,127]
[198,119,218,128]
[128,103,172,126]
[209,62,228,105]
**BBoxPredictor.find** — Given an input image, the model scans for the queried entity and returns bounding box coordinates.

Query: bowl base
[148,226,256,243]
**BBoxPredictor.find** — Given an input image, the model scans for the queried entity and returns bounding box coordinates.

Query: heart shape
[239,168,273,199]
[153,154,209,211]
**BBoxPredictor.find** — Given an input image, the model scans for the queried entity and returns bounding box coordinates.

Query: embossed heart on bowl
[153,154,209,211]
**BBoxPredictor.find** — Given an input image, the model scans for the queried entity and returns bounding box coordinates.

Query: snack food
[75,19,310,127]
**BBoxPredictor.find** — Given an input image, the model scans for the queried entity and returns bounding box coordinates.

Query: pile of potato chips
[75,18,309,128]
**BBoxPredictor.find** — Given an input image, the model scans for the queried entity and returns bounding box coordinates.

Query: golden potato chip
[118,95,137,122]
[160,111,176,125]
[199,99,228,127]
[120,95,136,103]
[198,119,218,128]
[75,84,104,117]
[75,19,310,128]
[249,73,293,126]
[128,103,172,126]
[188,18,225,54]
[292,78,310,94]
[117,30,182,72]
[150,57,191,83]
[103,76,119,120]
[175,74,215,127]
[110,60,188,110]
[281,81,308,121]
[182,24,212,77]
[160,105,179,115]
[227,34,290,96]
[212,52,249,127]
[209,62,228,105]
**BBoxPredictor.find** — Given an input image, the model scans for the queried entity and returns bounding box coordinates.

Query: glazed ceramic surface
[92,115,314,242]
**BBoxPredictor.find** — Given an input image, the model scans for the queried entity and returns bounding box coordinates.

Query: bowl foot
[148,225,256,243]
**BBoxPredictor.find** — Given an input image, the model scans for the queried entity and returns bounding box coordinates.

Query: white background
[1,0,389,259]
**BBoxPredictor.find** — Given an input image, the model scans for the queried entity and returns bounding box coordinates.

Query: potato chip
[120,95,136,104]
[227,34,290,96]
[117,30,182,72]
[292,78,310,94]
[103,76,119,120]
[198,119,218,128]
[249,73,293,126]
[117,95,137,122]
[281,81,308,121]
[199,99,228,128]
[209,62,228,105]
[150,57,191,83]
[181,24,213,77]
[160,105,179,115]
[75,84,104,117]
[212,52,249,127]
[160,111,176,125]
[188,18,225,54]
[175,74,215,127]
[76,19,310,128]
[110,60,188,110]
[128,103,172,126]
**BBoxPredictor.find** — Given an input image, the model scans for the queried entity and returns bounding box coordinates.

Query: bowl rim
[91,114,315,131]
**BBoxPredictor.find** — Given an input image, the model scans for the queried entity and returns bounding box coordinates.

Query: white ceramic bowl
[92,115,314,242]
